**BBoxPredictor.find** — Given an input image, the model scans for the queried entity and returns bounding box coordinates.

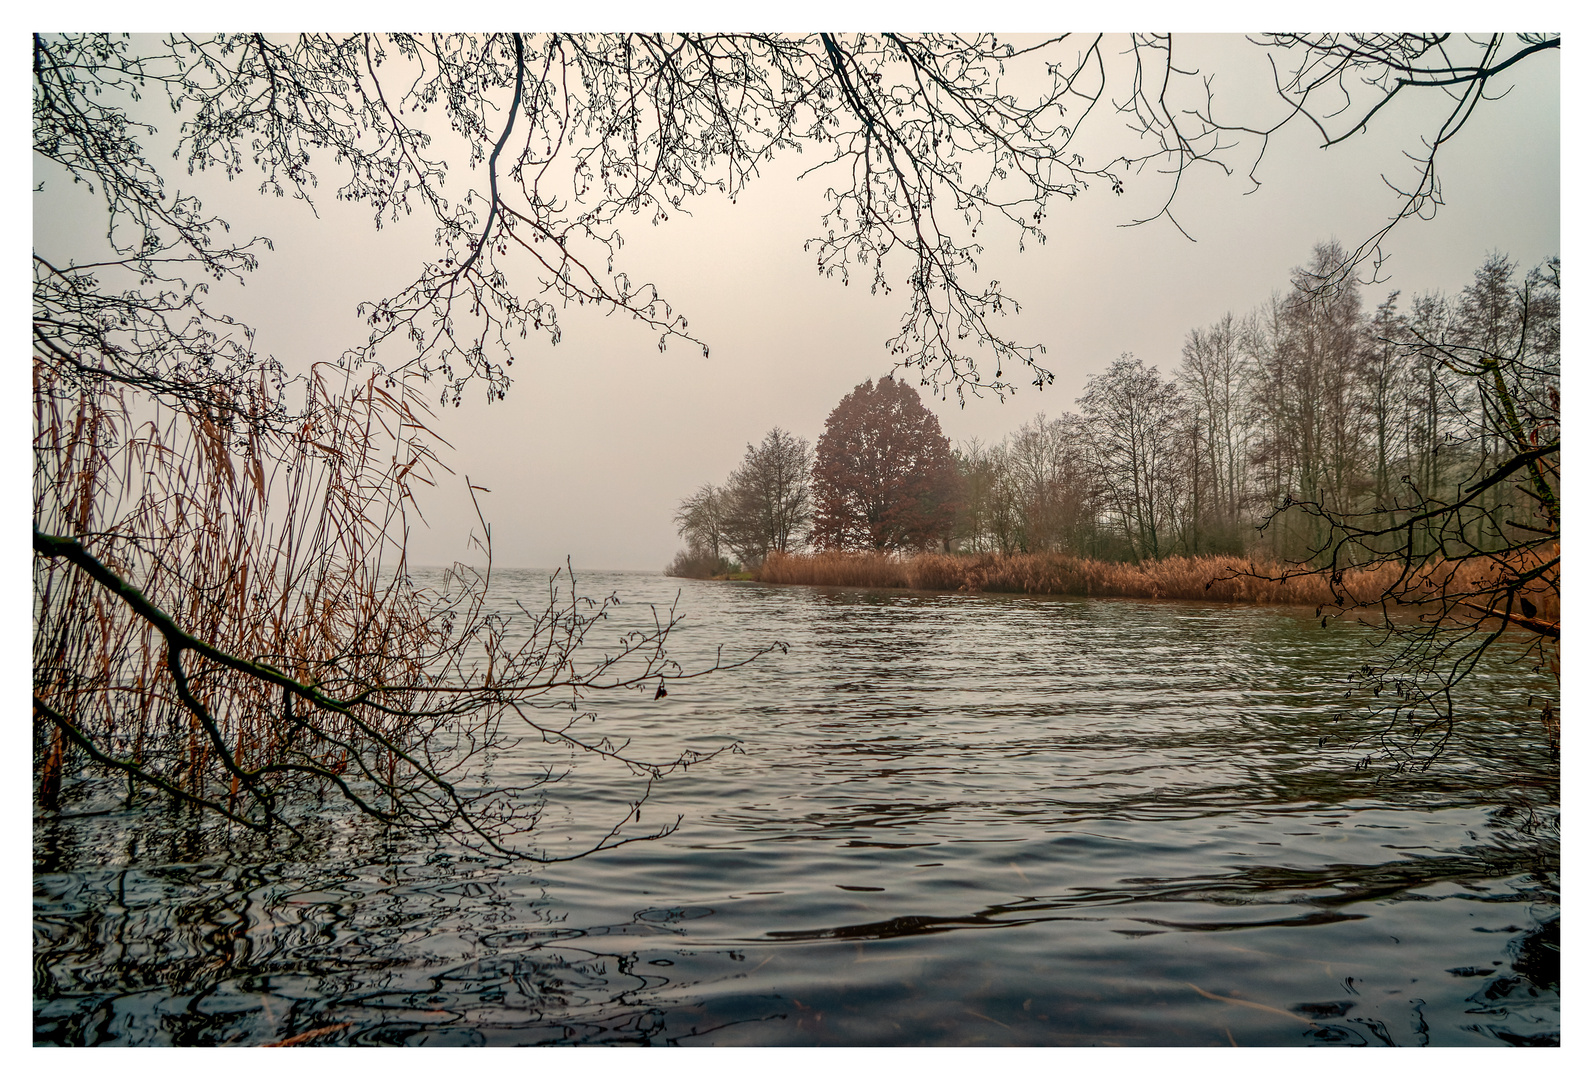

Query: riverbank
[757,549,1560,614]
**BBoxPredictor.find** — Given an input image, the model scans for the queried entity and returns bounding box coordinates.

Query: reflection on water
[35,572,1558,1045]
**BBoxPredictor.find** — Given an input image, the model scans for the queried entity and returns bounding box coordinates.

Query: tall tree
[1244,243,1369,561]
[1178,312,1251,551]
[811,378,959,552]
[1456,253,1526,549]
[952,439,1025,555]
[722,428,814,565]
[1004,413,1096,554]
[1399,290,1469,556]
[1078,356,1186,561]
[673,482,728,562]
[1362,291,1408,539]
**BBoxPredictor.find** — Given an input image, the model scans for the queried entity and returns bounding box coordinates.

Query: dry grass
[760,550,912,589]
[757,549,1558,616]
[759,550,1332,602]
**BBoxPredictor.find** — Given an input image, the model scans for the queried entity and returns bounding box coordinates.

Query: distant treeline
[670,243,1559,580]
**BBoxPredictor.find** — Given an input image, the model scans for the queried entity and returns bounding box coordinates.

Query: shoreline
[718,549,1561,616]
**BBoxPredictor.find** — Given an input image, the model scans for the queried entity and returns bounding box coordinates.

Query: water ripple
[35,571,1557,1045]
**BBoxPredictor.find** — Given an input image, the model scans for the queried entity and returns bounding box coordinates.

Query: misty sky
[30,31,1561,572]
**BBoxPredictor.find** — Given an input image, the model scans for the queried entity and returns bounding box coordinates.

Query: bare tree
[721,428,814,567]
[1179,312,1252,551]
[1238,244,1372,560]
[35,33,1556,417]
[1240,257,1558,768]
[952,438,1025,555]
[1362,292,1410,537]
[1079,356,1187,561]
[672,483,728,560]
[1003,413,1097,555]
[34,33,804,849]
[951,439,996,553]
[1133,33,1560,282]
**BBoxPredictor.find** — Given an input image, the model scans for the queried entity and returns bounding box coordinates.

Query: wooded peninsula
[670,244,1558,627]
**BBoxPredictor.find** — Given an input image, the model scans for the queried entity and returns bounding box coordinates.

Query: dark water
[34,571,1559,1046]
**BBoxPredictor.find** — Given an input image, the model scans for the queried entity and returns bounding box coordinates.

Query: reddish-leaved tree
[811,377,960,551]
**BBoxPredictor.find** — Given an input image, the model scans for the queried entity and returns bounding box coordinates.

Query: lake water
[33,570,1559,1046]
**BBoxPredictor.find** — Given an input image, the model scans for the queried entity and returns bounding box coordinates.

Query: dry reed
[33,361,468,821]
[758,548,1558,616]
[759,550,911,589]
[33,359,738,855]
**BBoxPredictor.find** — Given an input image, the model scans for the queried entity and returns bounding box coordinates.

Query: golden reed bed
[757,549,1559,616]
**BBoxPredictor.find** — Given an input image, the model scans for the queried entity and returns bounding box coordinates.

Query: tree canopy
[811,377,959,552]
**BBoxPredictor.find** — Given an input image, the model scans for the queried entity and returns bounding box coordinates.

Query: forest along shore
[754,548,1561,612]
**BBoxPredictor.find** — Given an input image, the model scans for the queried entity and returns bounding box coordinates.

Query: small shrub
[664,549,738,579]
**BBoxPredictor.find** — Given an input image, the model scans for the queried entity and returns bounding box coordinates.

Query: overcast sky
[30,30,1561,572]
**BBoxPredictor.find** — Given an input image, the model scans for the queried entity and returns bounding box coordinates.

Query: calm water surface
[34,570,1559,1046]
